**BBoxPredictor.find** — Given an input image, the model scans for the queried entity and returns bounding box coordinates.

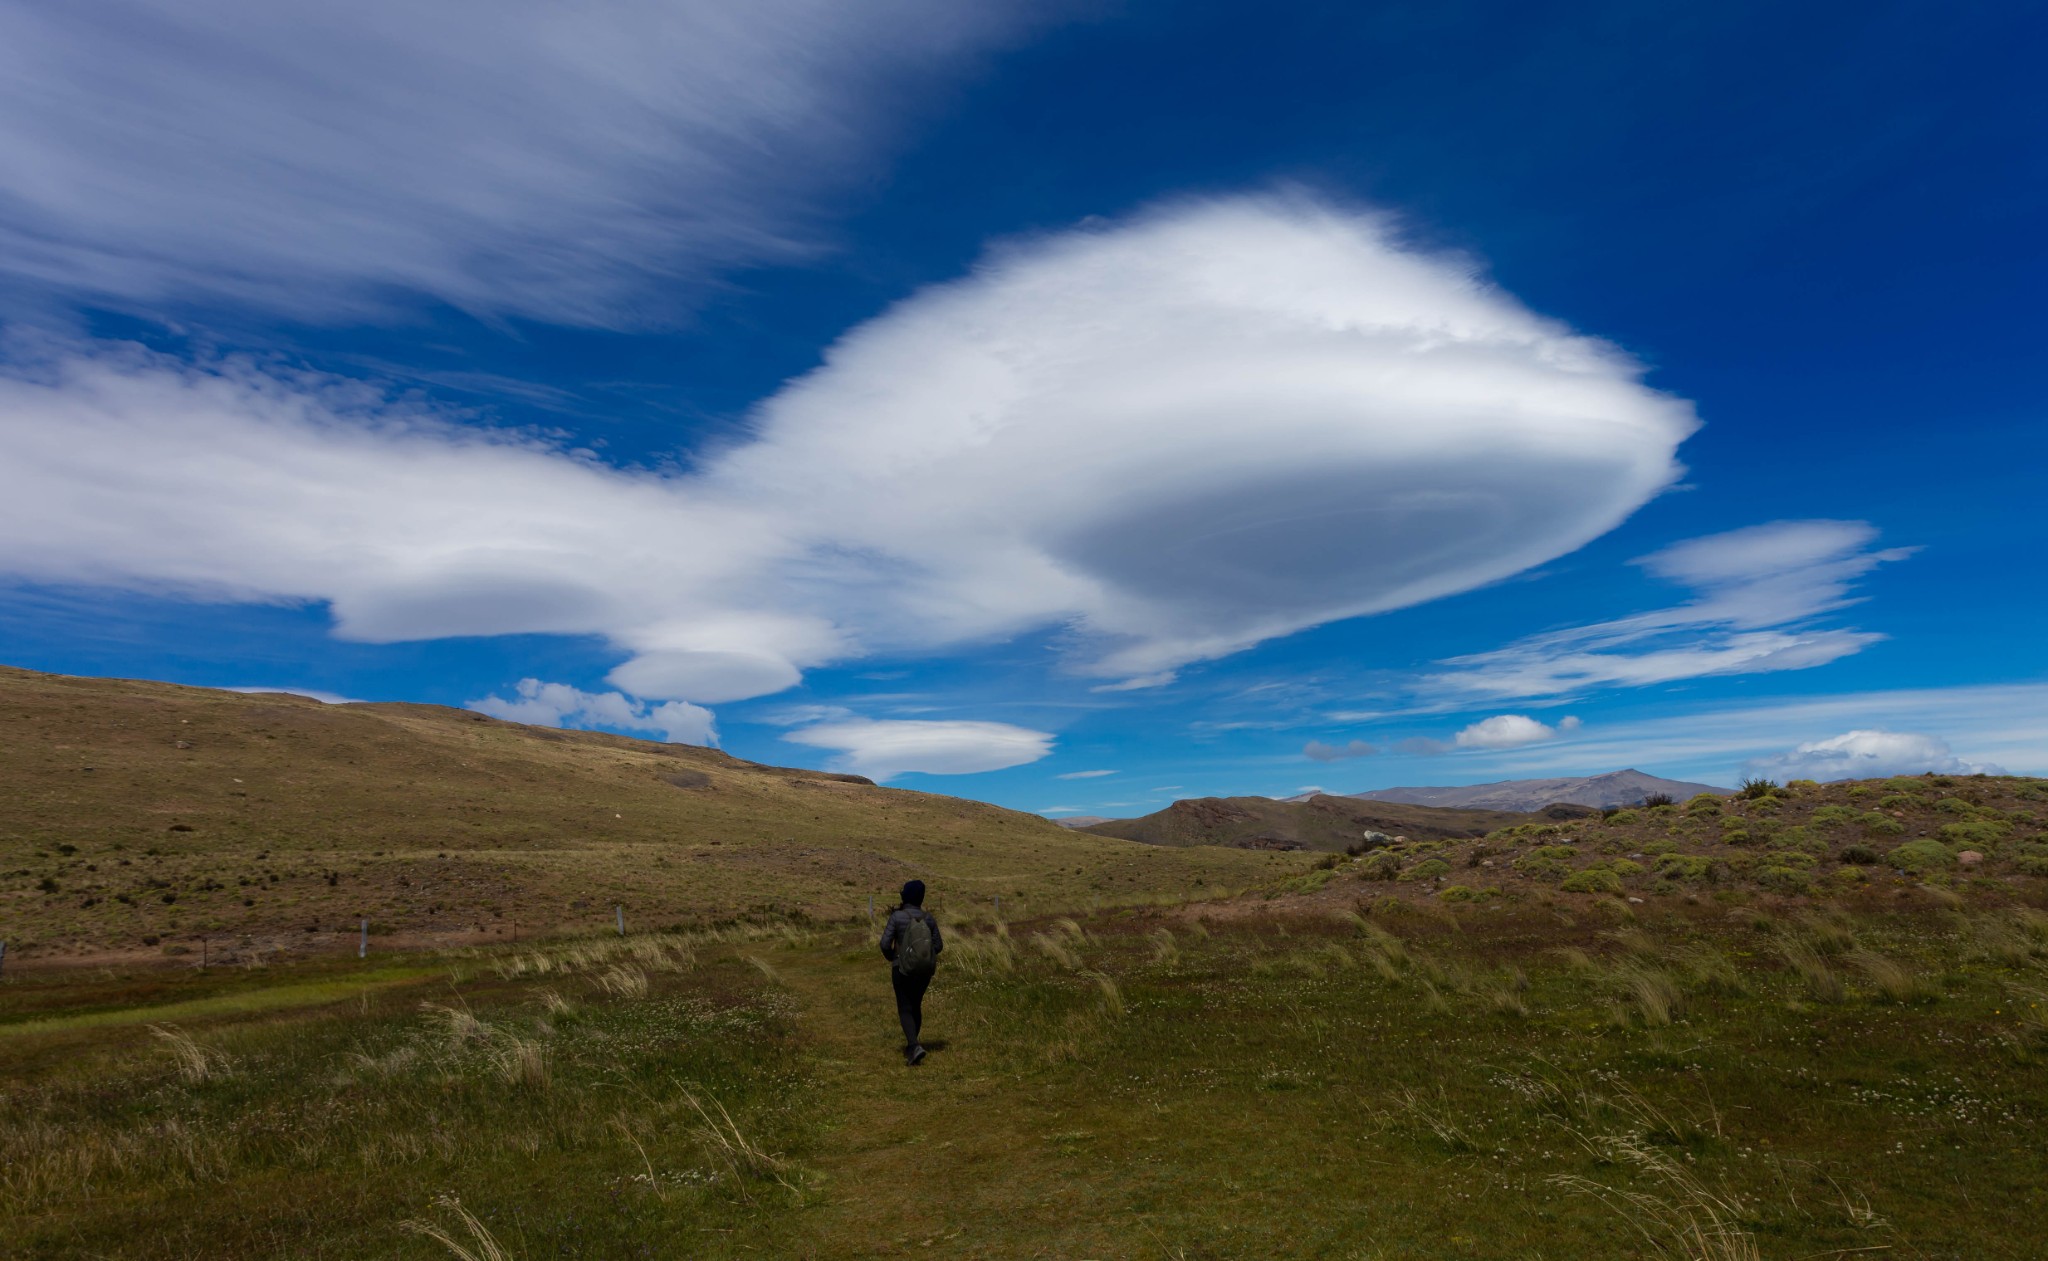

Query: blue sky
[1,1,2043,815]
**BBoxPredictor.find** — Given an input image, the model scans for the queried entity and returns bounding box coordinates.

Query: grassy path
[770,940,1012,1257]
[768,937,1143,1260]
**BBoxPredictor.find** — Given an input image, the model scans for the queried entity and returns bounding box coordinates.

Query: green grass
[7,895,2048,1258]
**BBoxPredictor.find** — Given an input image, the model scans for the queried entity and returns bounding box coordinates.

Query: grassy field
[0,666,1304,963]
[6,883,2046,1259]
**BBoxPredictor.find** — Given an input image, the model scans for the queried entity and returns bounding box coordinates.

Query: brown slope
[1080,792,1532,851]
[0,666,1307,962]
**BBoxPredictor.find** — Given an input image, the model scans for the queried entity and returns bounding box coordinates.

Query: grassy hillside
[1304,773,2048,905]
[1083,792,1532,851]
[5,895,2046,1258]
[0,667,1307,962]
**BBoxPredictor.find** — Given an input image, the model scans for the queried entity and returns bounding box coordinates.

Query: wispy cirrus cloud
[0,1,1042,325]
[1055,769,1118,779]
[1427,520,1909,700]
[1435,684,2047,782]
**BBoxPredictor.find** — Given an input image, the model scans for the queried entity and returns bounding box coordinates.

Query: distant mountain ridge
[1339,769,1730,813]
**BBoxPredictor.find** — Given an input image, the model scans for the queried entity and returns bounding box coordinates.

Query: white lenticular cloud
[1453,713,1573,750]
[469,678,717,747]
[0,1,1036,325]
[1743,729,2003,782]
[0,195,1697,703]
[224,686,360,705]
[781,718,1055,780]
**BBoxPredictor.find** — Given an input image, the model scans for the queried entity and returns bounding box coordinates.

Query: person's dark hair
[899,879,926,908]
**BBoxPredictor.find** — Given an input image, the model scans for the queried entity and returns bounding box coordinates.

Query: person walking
[878,879,942,1065]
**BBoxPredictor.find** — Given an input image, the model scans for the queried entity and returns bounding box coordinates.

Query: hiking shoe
[908,1044,927,1066]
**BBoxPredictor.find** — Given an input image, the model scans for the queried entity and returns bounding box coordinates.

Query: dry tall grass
[1846,949,1936,1003]
[147,1024,227,1084]
[1777,940,1846,1004]
[1549,1133,1759,1261]
[400,1194,516,1261]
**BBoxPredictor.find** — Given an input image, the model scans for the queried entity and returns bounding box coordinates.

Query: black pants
[891,966,932,1049]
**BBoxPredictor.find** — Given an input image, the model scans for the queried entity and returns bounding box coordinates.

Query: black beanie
[901,879,926,906]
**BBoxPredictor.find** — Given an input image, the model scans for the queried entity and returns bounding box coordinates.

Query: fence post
[0,940,7,977]
[616,905,625,936]
[201,937,207,970]
[995,895,1001,920]
[867,894,874,926]
[358,918,368,959]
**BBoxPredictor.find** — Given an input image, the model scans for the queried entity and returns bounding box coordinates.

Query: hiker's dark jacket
[879,906,943,963]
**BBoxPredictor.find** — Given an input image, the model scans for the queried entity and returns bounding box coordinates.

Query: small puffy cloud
[225,685,359,704]
[1304,738,1378,762]
[782,718,1053,780]
[1454,714,1572,749]
[1742,729,2003,782]
[0,195,1694,703]
[1056,769,1118,779]
[469,678,717,746]
[1431,520,1909,699]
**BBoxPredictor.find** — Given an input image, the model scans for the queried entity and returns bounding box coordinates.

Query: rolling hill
[1079,792,1531,851]
[0,666,1307,963]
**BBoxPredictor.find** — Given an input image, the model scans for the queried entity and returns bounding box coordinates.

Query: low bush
[1758,865,1813,895]
[1889,839,1953,873]
[1940,821,2009,848]
[1357,852,1403,881]
[1776,826,1826,854]
[1438,884,1497,903]
[1860,812,1904,836]
[1721,828,1754,847]
[1740,777,1779,799]
[1609,858,1645,878]
[1882,777,1928,793]
[1935,797,1975,815]
[1511,855,1572,882]
[1684,794,1723,816]
[1838,844,1882,865]
[1654,853,1713,882]
[1606,809,1641,826]
[1561,868,1624,895]
[2018,856,2048,878]
[1401,858,1452,882]
[1640,839,1678,856]
[1878,794,1919,810]
[1811,805,1857,826]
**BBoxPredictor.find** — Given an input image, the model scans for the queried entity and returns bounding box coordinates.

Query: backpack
[895,911,937,976]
